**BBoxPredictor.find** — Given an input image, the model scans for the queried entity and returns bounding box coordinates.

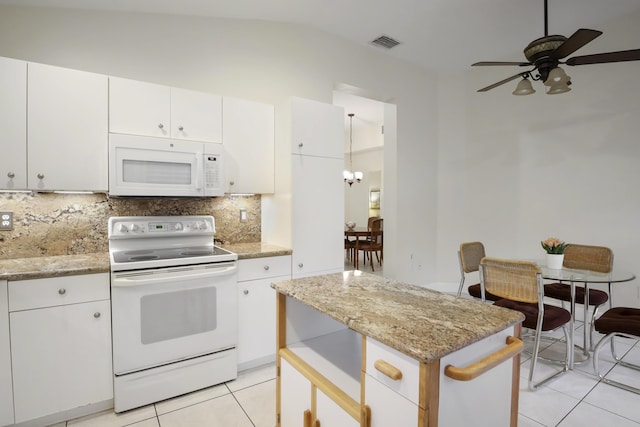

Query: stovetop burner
[108,216,237,271]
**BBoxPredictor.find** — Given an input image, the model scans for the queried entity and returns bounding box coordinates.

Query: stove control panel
[108,216,215,238]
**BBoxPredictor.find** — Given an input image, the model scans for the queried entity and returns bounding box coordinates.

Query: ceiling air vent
[370,35,401,49]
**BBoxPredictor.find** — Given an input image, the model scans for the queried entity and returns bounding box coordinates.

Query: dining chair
[457,242,500,301]
[543,244,613,350]
[480,257,571,390]
[592,306,640,394]
[358,218,383,271]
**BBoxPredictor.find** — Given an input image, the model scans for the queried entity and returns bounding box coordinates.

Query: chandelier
[343,113,363,186]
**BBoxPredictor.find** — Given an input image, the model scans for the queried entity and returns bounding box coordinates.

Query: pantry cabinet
[0,57,27,190]
[28,62,108,191]
[291,98,345,278]
[8,274,113,424]
[223,97,275,194]
[109,76,222,143]
[237,255,290,370]
[0,280,13,427]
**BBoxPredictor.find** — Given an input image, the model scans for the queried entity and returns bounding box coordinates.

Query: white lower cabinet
[8,274,113,424]
[365,374,417,427]
[316,389,360,427]
[0,280,14,427]
[237,255,291,370]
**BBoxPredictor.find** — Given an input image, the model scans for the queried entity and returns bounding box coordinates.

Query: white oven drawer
[8,273,109,312]
[237,255,291,282]
[365,337,420,405]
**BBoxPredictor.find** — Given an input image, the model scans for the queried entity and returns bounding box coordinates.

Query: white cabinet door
[292,154,345,278]
[28,62,108,191]
[237,256,290,369]
[238,279,278,368]
[0,57,27,190]
[0,281,14,427]
[9,276,113,424]
[365,374,417,427]
[109,76,171,138]
[291,97,344,159]
[223,97,274,194]
[171,87,222,143]
[280,358,312,427]
[110,77,222,143]
[316,388,360,427]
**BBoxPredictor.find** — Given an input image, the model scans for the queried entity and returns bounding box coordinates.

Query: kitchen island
[272,270,525,427]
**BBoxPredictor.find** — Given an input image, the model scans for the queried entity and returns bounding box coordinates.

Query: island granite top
[271,270,524,363]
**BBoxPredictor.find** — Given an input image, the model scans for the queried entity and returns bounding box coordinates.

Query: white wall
[0,4,438,285]
[436,11,640,306]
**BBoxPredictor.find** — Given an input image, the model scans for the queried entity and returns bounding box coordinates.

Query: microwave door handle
[195,152,203,193]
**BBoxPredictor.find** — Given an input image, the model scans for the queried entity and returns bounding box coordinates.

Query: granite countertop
[0,253,110,281]
[221,242,292,259]
[0,242,291,281]
[272,271,524,363]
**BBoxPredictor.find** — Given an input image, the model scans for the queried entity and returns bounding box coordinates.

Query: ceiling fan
[472,0,640,95]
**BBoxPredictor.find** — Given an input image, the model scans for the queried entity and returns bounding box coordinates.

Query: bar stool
[592,307,640,394]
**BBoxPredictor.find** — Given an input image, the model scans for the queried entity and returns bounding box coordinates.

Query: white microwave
[109,134,224,197]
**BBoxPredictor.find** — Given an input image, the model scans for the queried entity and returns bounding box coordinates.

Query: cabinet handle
[94,312,101,318]
[178,125,184,131]
[298,263,303,268]
[243,289,249,295]
[37,173,45,179]
[444,336,523,381]
[264,265,270,271]
[298,142,304,148]
[158,123,164,129]
[374,359,403,381]
[58,288,66,295]
[229,181,235,186]
[7,172,15,179]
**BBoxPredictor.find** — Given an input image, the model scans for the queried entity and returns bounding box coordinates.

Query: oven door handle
[111,264,236,287]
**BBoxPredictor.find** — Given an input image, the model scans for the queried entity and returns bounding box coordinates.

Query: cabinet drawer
[237,255,291,282]
[8,273,109,312]
[365,337,420,404]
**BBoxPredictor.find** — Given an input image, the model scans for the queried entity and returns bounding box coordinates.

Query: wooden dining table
[344,227,373,270]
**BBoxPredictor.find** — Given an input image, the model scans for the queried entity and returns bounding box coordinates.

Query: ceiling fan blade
[472,61,532,67]
[566,48,640,66]
[477,73,525,92]
[550,28,602,59]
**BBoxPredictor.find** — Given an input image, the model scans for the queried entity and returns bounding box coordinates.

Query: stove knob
[129,224,139,232]
[196,221,206,230]
[118,224,128,233]
[174,223,183,231]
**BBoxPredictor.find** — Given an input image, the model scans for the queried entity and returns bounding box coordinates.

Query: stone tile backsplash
[0,192,261,259]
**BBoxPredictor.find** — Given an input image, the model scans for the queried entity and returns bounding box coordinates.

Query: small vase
[546,253,564,269]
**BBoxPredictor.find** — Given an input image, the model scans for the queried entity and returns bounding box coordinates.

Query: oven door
[111,261,237,375]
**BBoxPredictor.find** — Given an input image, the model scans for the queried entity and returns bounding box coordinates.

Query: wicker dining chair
[457,242,500,300]
[543,244,613,350]
[480,257,571,390]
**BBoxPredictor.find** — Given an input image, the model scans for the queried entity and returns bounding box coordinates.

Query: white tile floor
[51,257,640,427]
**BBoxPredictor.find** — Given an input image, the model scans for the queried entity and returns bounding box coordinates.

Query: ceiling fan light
[512,78,536,96]
[544,66,571,86]
[546,84,572,95]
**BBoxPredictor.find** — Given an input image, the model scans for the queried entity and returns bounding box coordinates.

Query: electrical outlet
[0,211,13,230]
[239,209,247,222]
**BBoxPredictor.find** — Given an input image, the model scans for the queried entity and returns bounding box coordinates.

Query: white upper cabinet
[109,77,222,143]
[291,97,344,159]
[0,57,27,190]
[171,87,222,142]
[223,97,274,194]
[28,62,108,191]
